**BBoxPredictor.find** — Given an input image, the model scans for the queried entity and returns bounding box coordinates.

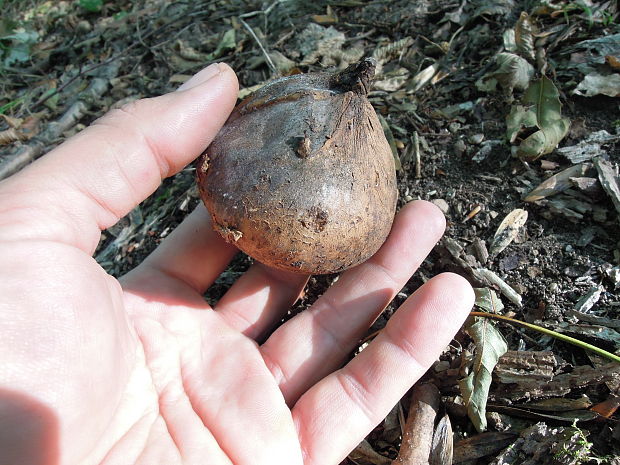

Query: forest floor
[1,0,619,463]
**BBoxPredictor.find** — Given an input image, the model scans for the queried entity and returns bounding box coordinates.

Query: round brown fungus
[196,58,398,274]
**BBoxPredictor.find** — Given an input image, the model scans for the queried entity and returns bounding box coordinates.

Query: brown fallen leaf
[312,5,338,24]
[606,55,620,71]
[453,432,517,463]
[0,128,27,145]
[590,395,620,418]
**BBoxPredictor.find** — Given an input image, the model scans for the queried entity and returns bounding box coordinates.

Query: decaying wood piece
[0,78,109,181]
[392,383,440,465]
[490,423,593,465]
[493,351,620,401]
[494,350,562,384]
[476,268,523,307]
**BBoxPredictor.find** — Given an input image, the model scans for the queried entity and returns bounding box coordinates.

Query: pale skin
[0,63,474,465]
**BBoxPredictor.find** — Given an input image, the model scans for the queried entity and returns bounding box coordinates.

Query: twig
[0,78,109,180]
[239,17,277,75]
[392,383,440,464]
[413,131,421,179]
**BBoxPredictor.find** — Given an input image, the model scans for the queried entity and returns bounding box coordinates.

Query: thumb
[0,63,238,254]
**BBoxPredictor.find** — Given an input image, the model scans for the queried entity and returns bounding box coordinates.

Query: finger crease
[310,301,352,359]
[384,323,427,373]
[335,371,375,424]
[261,347,289,387]
[106,106,171,179]
[366,259,400,291]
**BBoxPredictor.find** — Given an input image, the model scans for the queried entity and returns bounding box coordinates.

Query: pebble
[454,139,466,155]
[431,198,450,214]
[468,133,484,144]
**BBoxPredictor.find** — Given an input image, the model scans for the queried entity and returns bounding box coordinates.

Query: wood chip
[594,157,620,220]
[573,285,604,313]
[494,361,620,401]
[495,350,560,384]
[476,268,523,307]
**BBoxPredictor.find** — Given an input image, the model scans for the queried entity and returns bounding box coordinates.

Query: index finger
[0,63,238,254]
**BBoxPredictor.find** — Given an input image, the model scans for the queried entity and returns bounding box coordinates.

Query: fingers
[260,200,446,404]
[215,264,309,340]
[293,273,474,465]
[0,63,238,254]
[121,204,239,303]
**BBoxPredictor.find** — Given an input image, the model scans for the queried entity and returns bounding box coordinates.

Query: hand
[0,63,473,465]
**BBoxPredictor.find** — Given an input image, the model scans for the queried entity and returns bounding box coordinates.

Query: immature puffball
[197,59,397,274]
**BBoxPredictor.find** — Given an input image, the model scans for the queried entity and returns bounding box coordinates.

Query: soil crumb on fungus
[197,59,397,274]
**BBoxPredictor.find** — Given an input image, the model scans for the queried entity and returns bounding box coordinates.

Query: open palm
[0,64,473,465]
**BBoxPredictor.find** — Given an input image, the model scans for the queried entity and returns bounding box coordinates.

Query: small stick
[392,382,440,464]
[413,131,421,179]
[239,17,277,75]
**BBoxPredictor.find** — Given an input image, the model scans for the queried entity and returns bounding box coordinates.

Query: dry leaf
[312,5,338,24]
[515,12,535,61]
[474,288,504,313]
[506,76,570,161]
[590,396,620,418]
[0,128,27,145]
[490,208,528,256]
[524,163,592,202]
[574,72,620,97]
[459,318,508,432]
[430,414,453,465]
[476,52,534,93]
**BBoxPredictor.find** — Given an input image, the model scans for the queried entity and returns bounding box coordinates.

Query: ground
[1,0,619,463]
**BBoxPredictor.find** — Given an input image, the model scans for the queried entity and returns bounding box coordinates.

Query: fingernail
[177,63,223,91]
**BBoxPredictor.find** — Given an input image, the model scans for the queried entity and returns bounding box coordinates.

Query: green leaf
[1,29,39,67]
[459,318,508,432]
[206,29,236,60]
[473,288,504,313]
[79,0,103,13]
[506,76,570,161]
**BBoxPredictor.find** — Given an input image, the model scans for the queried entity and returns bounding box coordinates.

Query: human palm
[0,64,473,465]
